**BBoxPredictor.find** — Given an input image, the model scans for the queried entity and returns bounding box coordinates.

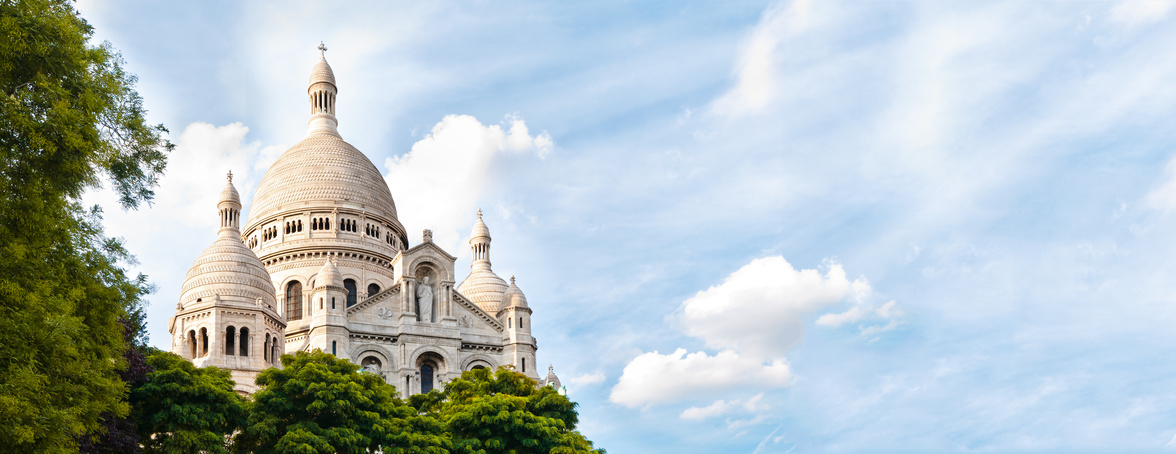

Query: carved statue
[363,363,381,375]
[417,276,434,323]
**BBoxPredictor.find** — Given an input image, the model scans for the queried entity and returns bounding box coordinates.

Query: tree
[0,0,170,451]
[436,368,604,454]
[234,351,450,454]
[129,351,247,454]
[77,316,153,454]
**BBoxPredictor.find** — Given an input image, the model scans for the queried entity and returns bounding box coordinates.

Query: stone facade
[169,46,544,396]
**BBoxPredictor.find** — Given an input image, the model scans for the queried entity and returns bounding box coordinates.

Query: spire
[307,43,339,136]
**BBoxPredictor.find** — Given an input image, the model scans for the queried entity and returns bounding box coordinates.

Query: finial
[317,42,327,58]
[510,275,516,284]
[477,208,483,219]
[226,170,233,183]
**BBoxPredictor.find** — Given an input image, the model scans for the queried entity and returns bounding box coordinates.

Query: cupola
[307,42,339,135]
[457,209,509,313]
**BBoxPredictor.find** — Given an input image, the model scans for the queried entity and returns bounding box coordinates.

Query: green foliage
[439,368,604,454]
[0,0,170,451]
[235,351,449,454]
[130,351,246,454]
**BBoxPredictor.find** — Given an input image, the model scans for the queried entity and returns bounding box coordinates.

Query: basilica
[167,46,561,396]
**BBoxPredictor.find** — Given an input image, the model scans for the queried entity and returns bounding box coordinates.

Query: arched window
[421,364,434,393]
[286,281,303,320]
[367,283,380,297]
[239,327,249,356]
[225,326,236,356]
[188,330,197,358]
[263,336,269,361]
[200,328,209,357]
[472,365,486,370]
[331,341,337,356]
[344,279,357,307]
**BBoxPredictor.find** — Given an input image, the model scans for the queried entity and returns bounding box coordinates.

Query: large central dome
[247,133,400,227]
[243,47,405,242]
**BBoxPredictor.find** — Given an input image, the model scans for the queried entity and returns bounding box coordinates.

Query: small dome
[219,173,240,207]
[317,258,343,288]
[544,365,562,390]
[471,209,490,239]
[457,269,507,313]
[180,233,276,309]
[500,275,528,309]
[310,57,336,87]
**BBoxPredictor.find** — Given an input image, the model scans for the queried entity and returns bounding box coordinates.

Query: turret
[499,276,538,380]
[307,257,350,357]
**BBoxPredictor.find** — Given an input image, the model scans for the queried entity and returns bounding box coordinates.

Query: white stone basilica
[167,46,552,395]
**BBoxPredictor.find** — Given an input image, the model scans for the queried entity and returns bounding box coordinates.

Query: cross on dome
[317,42,327,57]
[226,170,233,183]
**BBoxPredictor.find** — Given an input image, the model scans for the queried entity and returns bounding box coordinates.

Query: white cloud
[817,300,904,336]
[680,256,868,360]
[568,371,606,387]
[681,392,768,420]
[384,114,552,251]
[609,349,792,408]
[156,122,282,227]
[710,0,811,116]
[1110,0,1175,25]
[89,122,280,236]
[611,256,875,408]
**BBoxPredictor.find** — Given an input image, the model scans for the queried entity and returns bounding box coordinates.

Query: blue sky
[77,0,1176,452]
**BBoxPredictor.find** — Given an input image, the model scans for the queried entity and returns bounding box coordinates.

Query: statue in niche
[417,276,434,323]
[363,363,381,375]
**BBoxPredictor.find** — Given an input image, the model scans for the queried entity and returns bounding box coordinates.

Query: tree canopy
[234,350,450,454]
[130,351,247,454]
[0,0,170,451]
[432,368,604,454]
